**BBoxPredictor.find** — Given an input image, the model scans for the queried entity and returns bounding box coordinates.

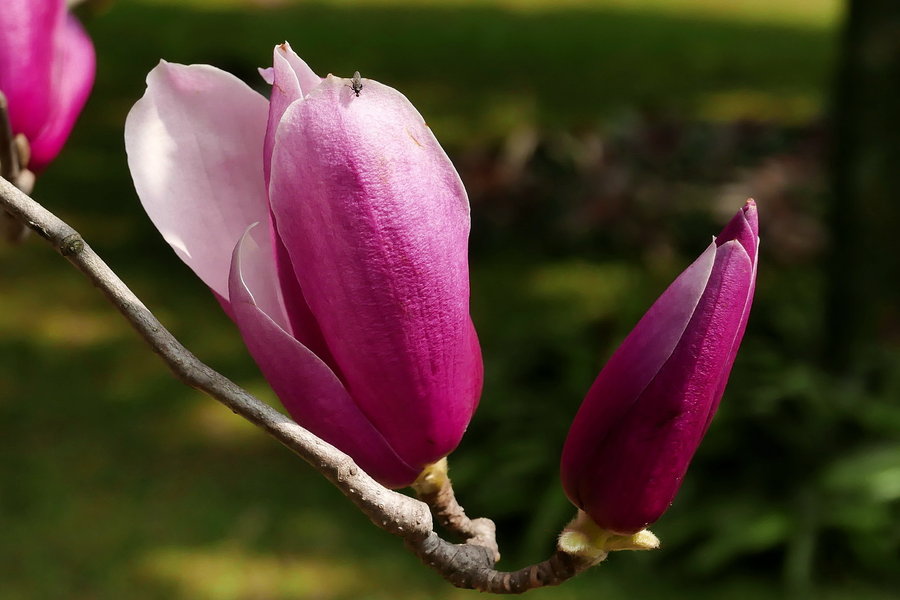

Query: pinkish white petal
[125,61,270,303]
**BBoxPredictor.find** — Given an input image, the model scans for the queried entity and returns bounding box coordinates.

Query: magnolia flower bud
[560,201,758,534]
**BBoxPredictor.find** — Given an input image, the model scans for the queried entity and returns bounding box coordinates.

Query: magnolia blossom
[0,0,95,170]
[125,43,482,488]
[560,201,758,534]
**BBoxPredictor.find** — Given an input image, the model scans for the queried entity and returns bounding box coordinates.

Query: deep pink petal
[574,241,753,533]
[704,199,759,433]
[270,232,342,373]
[27,15,96,170]
[268,76,482,468]
[560,202,759,533]
[228,225,420,488]
[560,241,717,503]
[125,62,270,304]
[716,199,758,260]
[0,0,60,141]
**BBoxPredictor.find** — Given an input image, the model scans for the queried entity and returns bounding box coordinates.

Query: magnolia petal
[228,226,420,488]
[260,44,334,362]
[575,240,753,534]
[125,61,270,303]
[258,67,275,85]
[703,201,758,434]
[0,0,59,142]
[716,199,758,258]
[269,76,482,468]
[263,43,320,185]
[231,224,289,331]
[28,15,96,170]
[278,42,321,96]
[270,231,342,374]
[560,240,717,504]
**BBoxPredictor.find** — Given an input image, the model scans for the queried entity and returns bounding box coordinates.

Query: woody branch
[0,174,596,593]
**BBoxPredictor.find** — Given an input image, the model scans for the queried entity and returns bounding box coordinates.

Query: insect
[350,71,363,97]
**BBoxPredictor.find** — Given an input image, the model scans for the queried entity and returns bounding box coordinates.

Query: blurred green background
[2,0,899,598]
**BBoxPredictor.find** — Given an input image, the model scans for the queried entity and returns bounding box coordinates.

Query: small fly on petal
[350,71,363,97]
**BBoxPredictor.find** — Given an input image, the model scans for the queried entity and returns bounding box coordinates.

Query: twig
[0,93,19,177]
[0,175,597,593]
[412,458,500,561]
[0,91,30,243]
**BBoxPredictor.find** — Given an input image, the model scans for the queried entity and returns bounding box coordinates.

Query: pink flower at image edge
[0,0,95,171]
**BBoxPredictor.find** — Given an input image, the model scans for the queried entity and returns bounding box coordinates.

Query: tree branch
[412,458,500,561]
[0,175,597,593]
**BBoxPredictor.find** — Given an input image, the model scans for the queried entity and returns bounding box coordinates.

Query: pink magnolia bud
[0,0,95,170]
[560,201,758,534]
[125,43,482,488]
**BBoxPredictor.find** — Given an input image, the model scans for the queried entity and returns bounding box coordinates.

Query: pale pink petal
[231,224,289,330]
[278,42,321,96]
[228,226,420,488]
[125,61,270,303]
[258,67,275,85]
[269,76,482,468]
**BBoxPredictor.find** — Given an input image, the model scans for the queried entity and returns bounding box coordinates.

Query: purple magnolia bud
[560,201,758,534]
[125,43,482,488]
[0,0,95,171]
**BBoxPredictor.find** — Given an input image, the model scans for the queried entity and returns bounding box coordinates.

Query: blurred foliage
[3,0,899,598]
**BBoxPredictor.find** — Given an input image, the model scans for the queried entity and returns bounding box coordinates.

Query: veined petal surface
[269,76,482,468]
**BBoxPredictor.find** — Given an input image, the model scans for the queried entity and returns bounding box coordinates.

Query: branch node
[414,459,501,562]
[60,233,85,256]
